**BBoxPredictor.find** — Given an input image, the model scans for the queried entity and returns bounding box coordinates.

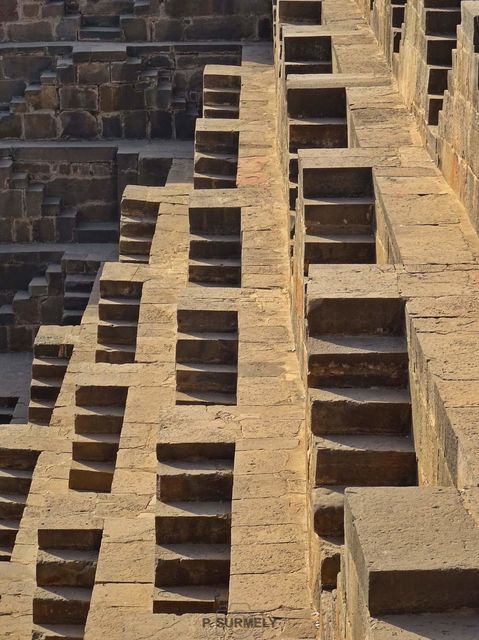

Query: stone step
[203,87,240,107]
[303,196,375,233]
[289,117,347,152]
[312,434,417,487]
[278,0,322,24]
[194,152,238,177]
[10,170,28,188]
[77,222,118,243]
[119,252,149,264]
[189,206,241,235]
[31,624,85,639]
[37,528,103,553]
[203,104,240,119]
[189,234,241,260]
[32,586,92,625]
[427,93,444,125]
[95,343,136,365]
[42,197,62,218]
[193,171,237,190]
[0,545,12,561]
[175,391,237,406]
[29,399,56,425]
[74,406,125,435]
[188,258,241,286]
[69,460,115,493]
[284,60,333,75]
[0,304,14,325]
[120,215,156,237]
[0,468,32,495]
[283,33,332,63]
[156,501,231,544]
[36,549,98,588]
[425,34,456,66]
[64,274,95,293]
[72,434,120,463]
[99,279,142,299]
[98,297,140,322]
[176,363,237,394]
[176,331,238,365]
[427,64,449,94]
[0,520,19,548]
[177,309,238,334]
[203,72,241,91]
[316,535,342,590]
[306,296,406,337]
[63,292,90,311]
[309,387,411,436]
[304,233,375,270]
[155,543,230,587]
[32,357,69,379]
[425,7,461,36]
[76,385,128,408]
[153,584,228,615]
[79,26,122,41]
[119,235,152,257]
[308,336,409,388]
[0,493,27,520]
[157,459,234,503]
[97,320,138,346]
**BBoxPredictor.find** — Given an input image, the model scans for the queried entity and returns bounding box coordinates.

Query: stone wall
[0,0,272,42]
[0,43,242,140]
[437,1,479,234]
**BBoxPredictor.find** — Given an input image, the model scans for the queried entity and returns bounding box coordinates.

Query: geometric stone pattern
[0,1,478,640]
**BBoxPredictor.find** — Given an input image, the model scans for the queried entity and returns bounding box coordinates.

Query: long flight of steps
[176,309,238,406]
[202,65,242,120]
[96,278,142,364]
[154,442,234,614]
[299,164,376,275]
[62,255,102,326]
[0,448,39,562]
[194,121,239,190]
[29,331,74,426]
[307,294,417,595]
[32,527,102,639]
[286,80,348,209]
[69,385,128,493]
[425,1,462,125]
[188,206,242,287]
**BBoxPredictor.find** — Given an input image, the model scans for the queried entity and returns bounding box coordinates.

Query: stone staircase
[176,309,238,406]
[424,2,462,125]
[194,120,239,190]
[32,527,102,639]
[154,442,234,614]
[61,255,103,326]
[28,327,74,426]
[0,447,39,561]
[0,152,79,242]
[307,292,417,594]
[202,65,242,120]
[298,163,376,275]
[96,276,142,364]
[188,206,242,287]
[69,385,128,492]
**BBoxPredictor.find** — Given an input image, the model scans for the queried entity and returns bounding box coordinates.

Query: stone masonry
[0,1,479,640]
